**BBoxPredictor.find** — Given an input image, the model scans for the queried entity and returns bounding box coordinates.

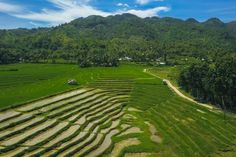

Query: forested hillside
[0,14,236,66]
[179,54,236,111]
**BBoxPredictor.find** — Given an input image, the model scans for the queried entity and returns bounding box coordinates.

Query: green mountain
[0,14,236,65]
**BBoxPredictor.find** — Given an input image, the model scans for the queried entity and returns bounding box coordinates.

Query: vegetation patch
[0,64,235,156]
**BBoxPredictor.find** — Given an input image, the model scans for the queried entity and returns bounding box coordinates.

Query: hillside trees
[179,54,236,110]
[77,40,119,67]
[0,14,236,65]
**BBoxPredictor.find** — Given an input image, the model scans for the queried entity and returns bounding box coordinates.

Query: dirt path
[144,69,215,110]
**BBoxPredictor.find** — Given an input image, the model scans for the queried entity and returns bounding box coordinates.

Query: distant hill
[0,14,236,65]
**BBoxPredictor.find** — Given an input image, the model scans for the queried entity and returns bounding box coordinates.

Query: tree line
[178,54,236,111]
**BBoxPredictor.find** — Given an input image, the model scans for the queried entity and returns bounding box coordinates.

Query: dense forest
[179,54,236,111]
[0,14,236,66]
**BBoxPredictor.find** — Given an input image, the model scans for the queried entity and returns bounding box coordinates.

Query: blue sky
[0,0,236,29]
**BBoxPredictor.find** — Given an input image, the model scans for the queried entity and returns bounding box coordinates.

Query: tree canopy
[179,54,236,111]
[0,14,236,66]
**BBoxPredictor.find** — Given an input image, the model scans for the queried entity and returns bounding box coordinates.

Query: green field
[0,64,235,157]
[0,63,145,108]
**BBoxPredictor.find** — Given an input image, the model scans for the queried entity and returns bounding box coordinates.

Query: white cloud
[136,0,164,5]
[117,3,129,8]
[14,5,110,25]
[0,2,23,13]
[29,21,48,27]
[122,6,170,18]
[0,0,170,26]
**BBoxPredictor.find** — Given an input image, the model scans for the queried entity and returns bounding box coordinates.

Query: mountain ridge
[1,14,235,31]
[0,13,235,65]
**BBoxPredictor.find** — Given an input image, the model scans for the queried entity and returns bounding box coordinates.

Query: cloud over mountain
[0,0,170,26]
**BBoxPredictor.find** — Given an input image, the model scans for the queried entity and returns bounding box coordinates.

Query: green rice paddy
[0,63,235,157]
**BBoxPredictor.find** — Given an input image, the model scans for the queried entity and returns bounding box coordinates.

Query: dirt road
[144,69,215,110]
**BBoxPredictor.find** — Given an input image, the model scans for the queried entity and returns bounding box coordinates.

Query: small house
[68,79,78,85]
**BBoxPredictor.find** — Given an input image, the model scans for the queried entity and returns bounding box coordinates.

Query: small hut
[68,79,78,85]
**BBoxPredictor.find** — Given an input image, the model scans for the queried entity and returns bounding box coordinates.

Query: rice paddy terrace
[0,64,236,157]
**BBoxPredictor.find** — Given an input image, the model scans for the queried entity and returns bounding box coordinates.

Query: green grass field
[0,63,146,108]
[148,66,196,99]
[0,63,235,157]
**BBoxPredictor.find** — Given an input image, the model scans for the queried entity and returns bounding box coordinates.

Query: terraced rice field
[0,77,136,157]
[0,64,236,157]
